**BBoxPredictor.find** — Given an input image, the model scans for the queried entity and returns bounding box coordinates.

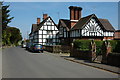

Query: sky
[4,2,118,39]
[2,0,120,2]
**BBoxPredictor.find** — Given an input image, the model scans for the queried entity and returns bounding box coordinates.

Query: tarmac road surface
[2,47,118,78]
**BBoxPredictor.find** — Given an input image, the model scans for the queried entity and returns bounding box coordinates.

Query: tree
[5,27,22,45]
[2,29,11,45]
[2,2,14,30]
[2,2,16,46]
[2,2,22,46]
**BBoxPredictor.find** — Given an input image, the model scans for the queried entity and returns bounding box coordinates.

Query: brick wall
[70,41,96,62]
[45,45,71,53]
[114,31,120,40]
[103,36,114,40]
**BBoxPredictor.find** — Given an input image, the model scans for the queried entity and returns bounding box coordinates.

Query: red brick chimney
[69,6,82,28]
[43,14,48,20]
[37,18,40,25]
[69,6,82,20]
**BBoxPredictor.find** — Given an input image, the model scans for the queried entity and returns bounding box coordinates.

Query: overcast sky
[4,2,118,39]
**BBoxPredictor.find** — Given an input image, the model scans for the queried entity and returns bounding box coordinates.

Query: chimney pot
[69,6,82,28]
[37,18,40,25]
[43,14,48,20]
[69,6,82,20]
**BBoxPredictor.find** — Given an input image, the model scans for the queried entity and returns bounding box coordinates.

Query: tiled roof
[35,16,57,31]
[32,24,38,32]
[71,14,93,30]
[29,24,38,35]
[71,14,115,31]
[99,19,115,31]
[30,16,57,34]
[59,19,71,31]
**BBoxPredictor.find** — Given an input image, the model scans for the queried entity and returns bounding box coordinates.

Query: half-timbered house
[58,19,71,45]
[29,14,59,45]
[70,14,115,41]
[58,6,115,45]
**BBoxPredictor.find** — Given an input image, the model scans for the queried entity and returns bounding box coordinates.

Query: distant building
[29,14,59,45]
[114,30,120,40]
[58,6,115,45]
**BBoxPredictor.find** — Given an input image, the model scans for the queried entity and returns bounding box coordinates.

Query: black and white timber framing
[70,15,115,38]
[58,14,115,44]
[29,16,59,46]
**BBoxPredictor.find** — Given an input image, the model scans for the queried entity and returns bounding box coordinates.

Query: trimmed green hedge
[108,40,120,53]
[73,40,91,51]
[73,40,120,54]
[95,41,103,55]
[108,40,117,52]
[115,40,120,53]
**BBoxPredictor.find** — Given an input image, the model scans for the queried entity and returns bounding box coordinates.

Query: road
[2,47,118,78]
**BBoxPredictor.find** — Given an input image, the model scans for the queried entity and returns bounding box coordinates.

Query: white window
[64,32,66,37]
[47,22,51,25]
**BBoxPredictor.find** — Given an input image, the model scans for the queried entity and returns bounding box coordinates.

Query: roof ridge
[60,19,70,21]
[81,14,95,19]
[98,18,108,20]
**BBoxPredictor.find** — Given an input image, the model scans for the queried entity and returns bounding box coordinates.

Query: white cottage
[29,14,59,45]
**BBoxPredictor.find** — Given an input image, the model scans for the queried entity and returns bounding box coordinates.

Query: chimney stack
[43,14,48,20]
[69,6,82,28]
[69,6,82,20]
[37,18,40,25]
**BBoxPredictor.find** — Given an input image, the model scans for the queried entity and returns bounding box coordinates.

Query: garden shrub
[74,40,91,51]
[115,40,120,53]
[108,40,120,53]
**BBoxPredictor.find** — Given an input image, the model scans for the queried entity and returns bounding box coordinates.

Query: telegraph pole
[27,31,29,40]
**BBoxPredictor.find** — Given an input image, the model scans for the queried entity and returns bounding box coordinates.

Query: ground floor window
[46,39,53,44]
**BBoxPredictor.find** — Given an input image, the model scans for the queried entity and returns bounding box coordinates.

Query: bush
[115,40,120,53]
[74,40,91,51]
[108,40,120,53]
[95,41,103,55]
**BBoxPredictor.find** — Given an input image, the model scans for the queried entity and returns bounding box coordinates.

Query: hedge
[115,40,120,53]
[95,41,103,55]
[73,40,120,53]
[108,40,117,52]
[73,40,91,51]
[108,40,120,53]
